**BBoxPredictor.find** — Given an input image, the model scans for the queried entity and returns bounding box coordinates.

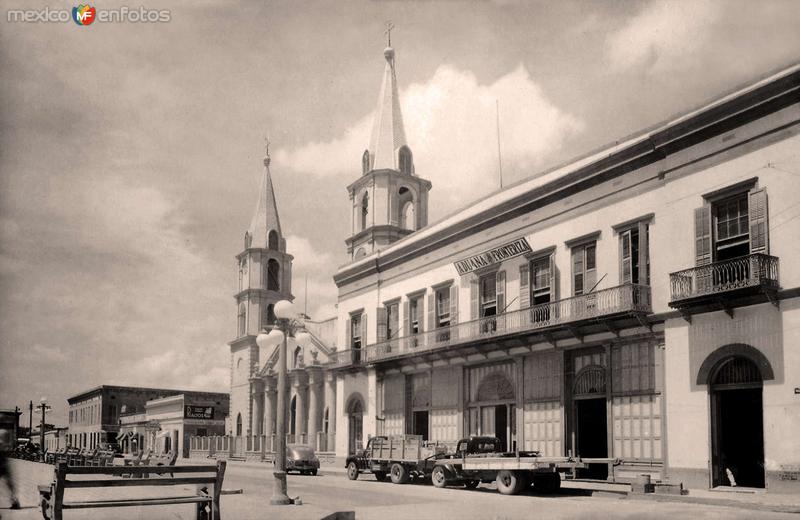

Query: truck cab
[345,436,387,480]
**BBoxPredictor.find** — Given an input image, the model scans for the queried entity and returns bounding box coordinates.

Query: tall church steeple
[346,39,432,260]
[229,141,294,436]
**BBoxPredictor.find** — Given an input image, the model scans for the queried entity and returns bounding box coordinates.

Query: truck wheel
[347,462,359,480]
[390,463,410,484]
[496,470,525,495]
[431,466,448,488]
[464,479,480,489]
[374,471,387,482]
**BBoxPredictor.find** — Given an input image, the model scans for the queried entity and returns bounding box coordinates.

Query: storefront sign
[184,405,214,420]
[454,237,532,275]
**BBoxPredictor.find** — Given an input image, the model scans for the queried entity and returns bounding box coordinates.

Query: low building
[118,392,228,458]
[0,409,21,446]
[43,427,68,452]
[67,385,228,451]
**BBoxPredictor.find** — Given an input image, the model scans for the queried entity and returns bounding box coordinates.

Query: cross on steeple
[264,134,271,159]
[384,21,394,47]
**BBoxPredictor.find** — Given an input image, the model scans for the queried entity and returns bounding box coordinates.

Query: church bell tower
[345,41,432,260]
[228,142,293,435]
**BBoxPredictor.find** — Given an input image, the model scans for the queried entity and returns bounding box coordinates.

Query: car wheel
[347,462,359,480]
[310,469,318,476]
[464,479,480,489]
[373,471,387,482]
[496,470,524,495]
[431,466,448,488]
[390,463,410,484]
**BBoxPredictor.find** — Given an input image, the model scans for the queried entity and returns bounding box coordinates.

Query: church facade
[329,55,800,493]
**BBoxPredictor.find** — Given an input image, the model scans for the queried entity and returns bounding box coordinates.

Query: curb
[624,491,800,514]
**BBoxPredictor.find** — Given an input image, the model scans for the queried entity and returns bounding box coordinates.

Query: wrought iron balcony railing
[327,283,651,368]
[669,253,779,304]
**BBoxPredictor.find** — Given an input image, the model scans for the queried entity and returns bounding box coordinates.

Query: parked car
[286,444,320,476]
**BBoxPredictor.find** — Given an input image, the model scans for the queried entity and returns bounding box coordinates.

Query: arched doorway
[573,364,608,480]
[346,395,364,455]
[468,371,515,451]
[235,413,242,436]
[708,355,765,488]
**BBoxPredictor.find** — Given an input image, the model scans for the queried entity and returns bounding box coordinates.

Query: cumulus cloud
[606,0,722,72]
[275,64,583,219]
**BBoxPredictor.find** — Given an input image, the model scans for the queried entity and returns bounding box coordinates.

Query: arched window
[323,407,329,434]
[268,230,279,250]
[244,232,252,249]
[237,303,247,336]
[236,413,242,436]
[266,259,280,291]
[398,186,416,231]
[354,247,367,259]
[238,259,246,291]
[361,192,369,231]
[362,150,370,174]
[293,346,302,368]
[262,303,275,328]
[398,145,413,174]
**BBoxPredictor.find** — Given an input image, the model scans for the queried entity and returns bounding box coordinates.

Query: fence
[188,432,336,462]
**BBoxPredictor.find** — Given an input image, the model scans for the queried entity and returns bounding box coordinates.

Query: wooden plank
[65,465,218,475]
[64,477,216,488]
[53,462,67,520]
[64,496,210,508]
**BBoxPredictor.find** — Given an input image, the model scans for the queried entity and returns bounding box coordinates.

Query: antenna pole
[496,99,503,189]
[304,276,308,317]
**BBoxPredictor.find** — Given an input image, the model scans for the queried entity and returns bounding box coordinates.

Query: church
[225,41,800,493]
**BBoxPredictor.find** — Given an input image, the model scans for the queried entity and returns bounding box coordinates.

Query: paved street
[2,460,799,520]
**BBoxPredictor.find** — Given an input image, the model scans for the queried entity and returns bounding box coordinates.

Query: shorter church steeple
[246,138,284,251]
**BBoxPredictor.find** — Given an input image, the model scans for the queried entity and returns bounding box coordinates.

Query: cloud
[274,64,583,219]
[606,0,723,72]
[285,234,339,320]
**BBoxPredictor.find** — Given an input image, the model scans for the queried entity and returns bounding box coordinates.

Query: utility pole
[28,400,33,438]
[35,398,51,454]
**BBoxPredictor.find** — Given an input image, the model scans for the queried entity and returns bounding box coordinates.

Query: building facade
[67,385,225,450]
[328,55,800,493]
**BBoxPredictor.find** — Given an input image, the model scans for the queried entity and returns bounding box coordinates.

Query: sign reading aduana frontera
[454,237,532,276]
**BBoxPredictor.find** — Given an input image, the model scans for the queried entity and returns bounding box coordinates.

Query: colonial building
[329,55,800,493]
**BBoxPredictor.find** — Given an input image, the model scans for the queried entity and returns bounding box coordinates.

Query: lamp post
[35,397,51,458]
[256,300,312,506]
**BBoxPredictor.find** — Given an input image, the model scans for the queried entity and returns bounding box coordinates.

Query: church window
[361,192,369,231]
[262,303,276,328]
[362,150,370,174]
[236,413,242,436]
[268,230,279,250]
[354,247,366,259]
[237,303,247,336]
[244,232,252,249]
[293,346,302,368]
[398,186,415,231]
[267,259,280,291]
[398,146,413,174]
[238,258,247,291]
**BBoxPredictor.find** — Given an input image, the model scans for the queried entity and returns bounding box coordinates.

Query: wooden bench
[38,460,226,520]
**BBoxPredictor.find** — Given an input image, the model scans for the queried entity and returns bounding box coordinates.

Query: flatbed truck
[346,434,447,484]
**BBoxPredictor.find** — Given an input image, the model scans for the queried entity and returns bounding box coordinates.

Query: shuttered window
[385,302,399,339]
[479,274,497,317]
[351,314,362,349]
[619,223,649,285]
[571,242,596,296]
[409,296,422,334]
[695,187,769,264]
[436,288,450,327]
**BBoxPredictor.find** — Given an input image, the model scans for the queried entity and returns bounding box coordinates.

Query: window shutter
[361,313,368,346]
[376,307,387,342]
[638,222,650,285]
[470,277,479,320]
[403,300,411,336]
[748,188,769,254]
[519,263,530,309]
[549,254,557,300]
[694,205,712,266]
[427,293,435,331]
[620,230,632,284]
[449,285,459,325]
[345,318,352,349]
[496,270,506,313]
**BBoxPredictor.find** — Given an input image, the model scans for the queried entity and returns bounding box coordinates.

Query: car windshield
[287,445,315,459]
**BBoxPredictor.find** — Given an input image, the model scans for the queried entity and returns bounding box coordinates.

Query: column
[250,379,262,436]
[264,375,277,451]
[364,367,378,442]
[295,382,308,442]
[325,371,337,451]
[307,367,323,448]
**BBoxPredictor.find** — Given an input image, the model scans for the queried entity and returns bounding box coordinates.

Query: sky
[1,0,798,427]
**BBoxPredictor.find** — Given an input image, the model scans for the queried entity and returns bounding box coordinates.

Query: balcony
[328,283,651,368]
[669,253,779,319]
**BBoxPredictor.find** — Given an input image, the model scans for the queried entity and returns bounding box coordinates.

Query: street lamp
[35,396,51,459]
[256,299,312,505]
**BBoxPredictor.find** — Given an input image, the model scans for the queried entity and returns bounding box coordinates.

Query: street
[3,460,799,520]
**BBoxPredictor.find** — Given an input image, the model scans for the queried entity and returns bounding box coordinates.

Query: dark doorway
[712,387,765,488]
[347,398,364,456]
[413,411,429,441]
[576,398,608,480]
[495,405,508,451]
